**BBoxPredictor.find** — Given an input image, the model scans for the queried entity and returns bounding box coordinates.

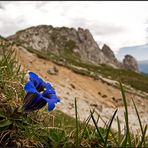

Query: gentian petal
[23,92,43,111]
[42,89,50,97]
[42,89,56,98]
[42,95,60,111]
[23,92,37,111]
[24,81,37,93]
[48,102,55,111]
[29,72,44,88]
[45,83,56,94]
[50,95,60,102]
[36,81,46,92]
[47,99,57,111]
[45,82,53,89]
[30,99,47,111]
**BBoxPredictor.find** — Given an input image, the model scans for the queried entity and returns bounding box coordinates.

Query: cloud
[0,4,3,9]
[69,17,125,35]
[0,1,148,55]
[67,17,127,51]
[0,17,27,37]
[0,2,5,10]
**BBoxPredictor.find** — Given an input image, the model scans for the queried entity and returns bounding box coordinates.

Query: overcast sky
[0,1,148,53]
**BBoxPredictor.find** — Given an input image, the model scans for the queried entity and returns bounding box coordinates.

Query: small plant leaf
[104,109,118,148]
[138,125,147,148]
[0,119,12,128]
[132,98,144,134]
[120,82,131,147]
[90,110,105,143]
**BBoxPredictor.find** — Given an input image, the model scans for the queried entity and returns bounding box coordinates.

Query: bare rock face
[123,55,139,72]
[101,44,122,68]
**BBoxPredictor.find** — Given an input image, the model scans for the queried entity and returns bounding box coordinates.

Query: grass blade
[90,110,105,143]
[120,82,131,147]
[104,109,118,148]
[74,97,79,147]
[132,98,143,134]
[138,125,147,147]
[79,113,92,144]
[117,116,122,146]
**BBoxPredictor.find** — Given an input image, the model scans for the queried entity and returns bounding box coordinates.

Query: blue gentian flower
[23,72,60,112]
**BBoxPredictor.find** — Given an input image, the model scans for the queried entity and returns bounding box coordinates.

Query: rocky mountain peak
[102,44,113,54]
[123,54,139,72]
[101,44,121,67]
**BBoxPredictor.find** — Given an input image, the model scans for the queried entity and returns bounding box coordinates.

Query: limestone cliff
[123,55,139,72]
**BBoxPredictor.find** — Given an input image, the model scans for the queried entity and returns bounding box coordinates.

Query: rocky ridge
[123,55,139,72]
[7,25,139,72]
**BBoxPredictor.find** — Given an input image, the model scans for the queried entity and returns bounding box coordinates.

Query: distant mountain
[115,44,148,73]
[116,44,148,61]
[138,60,148,74]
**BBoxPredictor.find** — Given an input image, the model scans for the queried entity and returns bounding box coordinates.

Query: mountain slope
[7,25,138,72]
